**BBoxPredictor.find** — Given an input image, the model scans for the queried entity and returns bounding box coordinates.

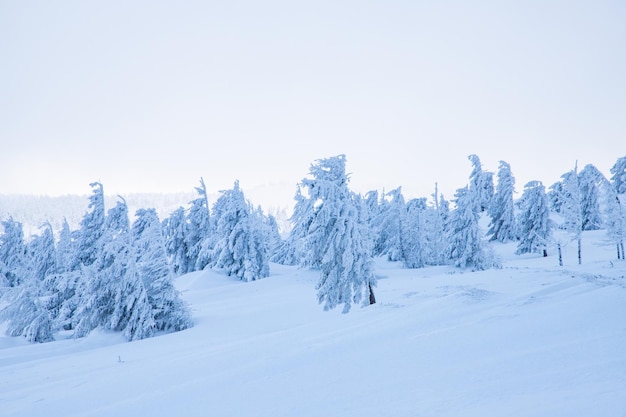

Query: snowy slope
[1,231,626,417]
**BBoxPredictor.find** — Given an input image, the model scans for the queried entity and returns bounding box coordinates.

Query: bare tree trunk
[620,241,625,260]
[618,243,622,260]
[368,283,376,305]
[543,249,548,257]
[558,243,563,267]
[577,238,582,265]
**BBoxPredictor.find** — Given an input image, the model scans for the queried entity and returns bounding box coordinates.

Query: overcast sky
[1,1,624,208]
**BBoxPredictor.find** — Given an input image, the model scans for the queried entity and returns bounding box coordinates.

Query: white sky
[1,1,625,209]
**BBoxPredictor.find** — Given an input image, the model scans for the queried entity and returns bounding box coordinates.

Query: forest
[1,154,625,343]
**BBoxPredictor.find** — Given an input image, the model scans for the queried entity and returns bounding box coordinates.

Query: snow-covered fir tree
[610,155,626,195]
[0,223,56,343]
[372,187,406,261]
[297,155,376,312]
[186,178,212,272]
[264,213,283,259]
[0,217,27,287]
[27,223,56,281]
[55,218,79,273]
[75,182,106,267]
[468,154,494,212]
[604,190,625,260]
[274,186,319,267]
[578,164,604,231]
[45,218,81,331]
[516,181,552,257]
[548,181,564,213]
[401,198,429,268]
[162,207,188,275]
[73,198,156,341]
[363,190,380,228]
[132,208,193,333]
[0,282,55,343]
[487,160,517,242]
[210,181,270,281]
[426,184,449,266]
[445,186,499,270]
[555,164,584,265]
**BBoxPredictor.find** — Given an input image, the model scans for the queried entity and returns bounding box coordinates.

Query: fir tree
[578,164,604,231]
[0,217,27,287]
[610,155,626,194]
[555,164,584,265]
[516,181,552,257]
[272,187,312,266]
[364,190,380,228]
[132,208,193,334]
[55,218,79,273]
[265,213,283,259]
[426,184,449,266]
[0,223,56,343]
[76,182,106,267]
[0,284,54,343]
[73,198,155,340]
[402,198,429,268]
[604,190,625,260]
[186,178,212,272]
[162,207,188,275]
[26,223,56,281]
[468,154,494,212]
[487,161,517,242]
[446,186,498,270]
[211,181,270,281]
[372,187,405,261]
[297,155,376,312]
[46,219,80,331]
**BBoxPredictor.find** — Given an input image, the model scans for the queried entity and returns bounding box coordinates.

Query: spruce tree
[402,198,428,268]
[487,160,517,242]
[553,164,584,265]
[372,187,405,261]
[468,154,494,212]
[132,208,193,334]
[445,186,498,270]
[162,207,188,275]
[0,223,56,343]
[604,190,625,260]
[516,181,552,257]
[578,164,604,231]
[211,181,270,281]
[46,218,80,331]
[0,217,27,287]
[610,155,626,195]
[272,187,313,266]
[73,198,154,340]
[185,178,212,272]
[297,155,376,312]
[76,182,106,267]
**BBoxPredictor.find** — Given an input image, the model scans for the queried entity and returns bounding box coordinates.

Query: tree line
[1,154,625,343]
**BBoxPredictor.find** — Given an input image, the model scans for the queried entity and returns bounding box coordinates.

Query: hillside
[1,230,625,417]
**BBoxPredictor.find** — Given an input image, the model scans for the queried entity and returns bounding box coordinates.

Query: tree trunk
[577,238,582,265]
[542,249,548,257]
[368,283,376,305]
[618,243,622,260]
[620,241,625,261]
[558,243,563,267]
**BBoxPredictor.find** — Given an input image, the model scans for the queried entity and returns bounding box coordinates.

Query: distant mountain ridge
[0,188,294,238]
[0,193,196,237]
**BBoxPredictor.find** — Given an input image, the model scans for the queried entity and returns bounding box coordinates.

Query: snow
[2,231,626,417]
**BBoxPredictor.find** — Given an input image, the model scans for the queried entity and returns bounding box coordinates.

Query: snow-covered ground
[1,230,625,417]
